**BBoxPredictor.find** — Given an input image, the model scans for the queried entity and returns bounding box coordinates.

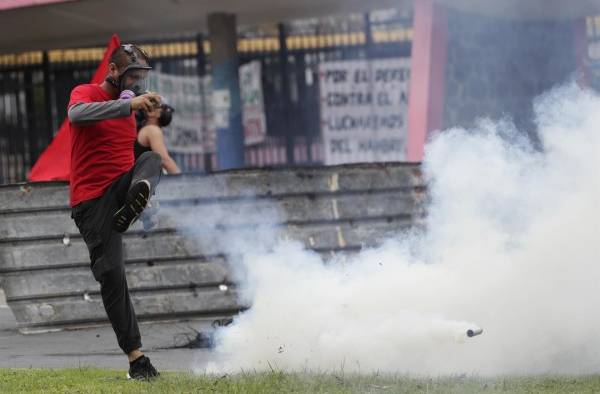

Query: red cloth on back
[28,34,121,183]
[68,84,136,207]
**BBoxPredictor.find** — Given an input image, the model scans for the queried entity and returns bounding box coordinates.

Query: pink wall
[574,17,591,88]
[0,0,75,11]
[406,0,448,162]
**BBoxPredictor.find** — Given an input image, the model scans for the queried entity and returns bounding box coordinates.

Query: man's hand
[130,93,161,112]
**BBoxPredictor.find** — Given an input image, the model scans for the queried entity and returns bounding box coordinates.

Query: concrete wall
[0,163,424,332]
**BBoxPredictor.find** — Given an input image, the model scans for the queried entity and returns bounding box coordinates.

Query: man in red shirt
[69,44,162,380]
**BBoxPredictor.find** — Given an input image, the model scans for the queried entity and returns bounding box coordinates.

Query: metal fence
[0,10,412,184]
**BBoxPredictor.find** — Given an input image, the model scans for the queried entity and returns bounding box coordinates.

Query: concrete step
[0,287,6,307]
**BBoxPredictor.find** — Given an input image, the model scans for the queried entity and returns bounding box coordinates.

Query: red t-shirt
[69,84,135,207]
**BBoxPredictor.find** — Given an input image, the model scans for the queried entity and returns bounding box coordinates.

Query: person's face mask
[106,44,152,96]
[158,106,173,127]
[120,68,150,96]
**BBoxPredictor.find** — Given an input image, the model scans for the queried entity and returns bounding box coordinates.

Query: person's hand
[130,93,161,112]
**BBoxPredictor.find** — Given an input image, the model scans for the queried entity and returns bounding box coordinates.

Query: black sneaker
[127,355,159,380]
[113,180,151,233]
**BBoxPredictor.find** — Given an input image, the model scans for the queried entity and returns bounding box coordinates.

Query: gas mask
[120,68,150,96]
[107,44,152,96]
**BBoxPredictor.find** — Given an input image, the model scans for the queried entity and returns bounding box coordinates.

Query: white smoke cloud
[191,84,600,375]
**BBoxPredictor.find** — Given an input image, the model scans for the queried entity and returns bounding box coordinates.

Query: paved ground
[0,300,216,373]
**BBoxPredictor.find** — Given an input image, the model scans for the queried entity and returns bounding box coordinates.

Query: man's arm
[68,93,161,125]
[68,100,131,125]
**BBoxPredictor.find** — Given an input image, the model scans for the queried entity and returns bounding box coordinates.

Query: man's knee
[134,151,162,194]
[139,151,161,168]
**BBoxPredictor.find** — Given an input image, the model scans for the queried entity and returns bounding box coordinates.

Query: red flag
[28,34,121,182]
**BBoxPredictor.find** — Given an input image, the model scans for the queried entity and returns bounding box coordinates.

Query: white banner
[148,64,266,154]
[240,60,267,145]
[148,72,207,154]
[319,58,411,165]
[201,76,217,154]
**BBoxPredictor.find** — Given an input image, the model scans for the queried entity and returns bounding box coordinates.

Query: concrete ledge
[0,163,424,330]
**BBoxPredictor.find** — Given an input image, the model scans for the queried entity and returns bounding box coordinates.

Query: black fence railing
[0,12,412,184]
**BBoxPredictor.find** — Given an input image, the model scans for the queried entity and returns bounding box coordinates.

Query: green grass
[2,368,600,393]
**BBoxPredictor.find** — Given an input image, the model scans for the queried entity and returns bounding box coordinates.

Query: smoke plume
[191,84,600,375]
